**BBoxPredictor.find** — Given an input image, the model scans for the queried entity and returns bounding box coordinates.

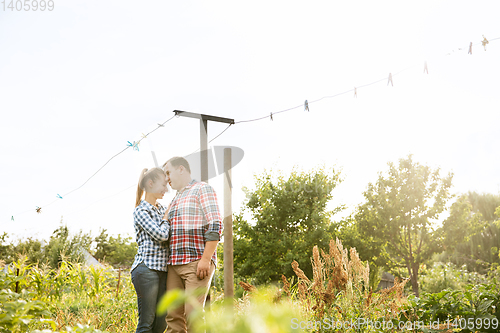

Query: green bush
[402,282,500,333]
[419,262,488,294]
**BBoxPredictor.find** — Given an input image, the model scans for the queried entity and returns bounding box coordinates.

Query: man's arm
[197,240,218,279]
[199,184,223,244]
[197,184,223,279]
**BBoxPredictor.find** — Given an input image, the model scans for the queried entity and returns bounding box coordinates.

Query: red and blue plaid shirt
[167,179,222,265]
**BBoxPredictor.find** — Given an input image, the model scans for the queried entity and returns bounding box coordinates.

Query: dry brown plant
[291,260,310,282]
[287,237,410,325]
[281,274,291,297]
[329,238,348,291]
[311,246,324,294]
[239,281,257,293]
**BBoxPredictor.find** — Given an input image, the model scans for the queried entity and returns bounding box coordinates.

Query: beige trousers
[166,259,215,333]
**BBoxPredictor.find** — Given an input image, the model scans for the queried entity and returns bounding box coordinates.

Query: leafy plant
[402,282,500,333]
[0,257,135,332]
[419,262,487,294]
[0,288,56,333]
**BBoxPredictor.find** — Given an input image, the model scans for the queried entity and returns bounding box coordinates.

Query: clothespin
[11,216,14,221]
[354,87,357,98]
[56,194,63,199]
[387,73,393,86]
[157,123,164,127]
[304,100,309,112]
[424,61,428,74]
[142,133,148,139]
[36,206,42,214]
[270,112,273,121]
[482,35,489,51]
[468,42,473,55]
[127,141,140,151]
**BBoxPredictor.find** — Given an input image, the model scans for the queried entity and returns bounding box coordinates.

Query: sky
[1,0,499,244]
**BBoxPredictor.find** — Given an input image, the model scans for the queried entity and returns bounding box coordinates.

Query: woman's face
[147,174,168,199]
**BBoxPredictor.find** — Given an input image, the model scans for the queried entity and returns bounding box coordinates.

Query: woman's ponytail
[135,168,148,207]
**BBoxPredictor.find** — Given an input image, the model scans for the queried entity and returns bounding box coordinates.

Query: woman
[131,167,170,333]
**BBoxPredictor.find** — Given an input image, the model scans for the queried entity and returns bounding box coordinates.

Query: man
[163,156,223,333]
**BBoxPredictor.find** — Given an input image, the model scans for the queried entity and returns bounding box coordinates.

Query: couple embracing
[130,156,222,333]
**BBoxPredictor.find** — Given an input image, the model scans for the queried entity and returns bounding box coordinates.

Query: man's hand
[196,258,211,280]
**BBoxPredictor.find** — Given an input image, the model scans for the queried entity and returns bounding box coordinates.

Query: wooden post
[223,148,234,301]
[172,110,235,308]
[200,118,208,183]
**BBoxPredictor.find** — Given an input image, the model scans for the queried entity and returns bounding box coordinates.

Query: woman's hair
[163,156,191,174]
[135,167,165,207]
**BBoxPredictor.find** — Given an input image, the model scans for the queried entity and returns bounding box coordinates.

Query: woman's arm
[134,208,170,242]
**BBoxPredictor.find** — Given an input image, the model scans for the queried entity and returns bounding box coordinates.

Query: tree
[439,192,500,273]
[0,232,13,263]
[356,155,453,296]
[93,228,137,268]
[11,237,44,265]
[233,166,344,285]
[440,194,486,253]
[466,191,500,222]
[43,223,93,268]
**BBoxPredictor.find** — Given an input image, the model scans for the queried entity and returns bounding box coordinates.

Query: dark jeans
[131,261,168,333]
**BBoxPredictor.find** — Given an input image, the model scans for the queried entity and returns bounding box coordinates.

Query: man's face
[164,162,181,190]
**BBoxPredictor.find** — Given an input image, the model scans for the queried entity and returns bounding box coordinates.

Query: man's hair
[163,156,191,174]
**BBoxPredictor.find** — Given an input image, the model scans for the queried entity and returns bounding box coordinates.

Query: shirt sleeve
[134,208,170,242]
[198,184,223,241]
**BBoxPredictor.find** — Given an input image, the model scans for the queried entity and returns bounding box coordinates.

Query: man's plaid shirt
[167,179,223,265]
[131,200,170,272]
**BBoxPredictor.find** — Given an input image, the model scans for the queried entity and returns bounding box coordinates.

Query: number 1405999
[2,0,54,11]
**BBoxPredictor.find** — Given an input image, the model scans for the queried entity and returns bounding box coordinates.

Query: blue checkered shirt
[131,200,170,272]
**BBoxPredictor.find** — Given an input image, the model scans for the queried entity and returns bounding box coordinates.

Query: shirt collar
[141,200,163,211]
[178,179,197,193]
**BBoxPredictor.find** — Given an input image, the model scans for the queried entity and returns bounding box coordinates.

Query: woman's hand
[163,202,172,221]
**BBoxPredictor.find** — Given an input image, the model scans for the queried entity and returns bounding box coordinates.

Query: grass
[0,257,137,332]
[3,239,498,332]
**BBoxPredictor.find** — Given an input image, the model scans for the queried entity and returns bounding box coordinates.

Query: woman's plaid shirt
[167,179,223,265]
[131,200,170,272]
